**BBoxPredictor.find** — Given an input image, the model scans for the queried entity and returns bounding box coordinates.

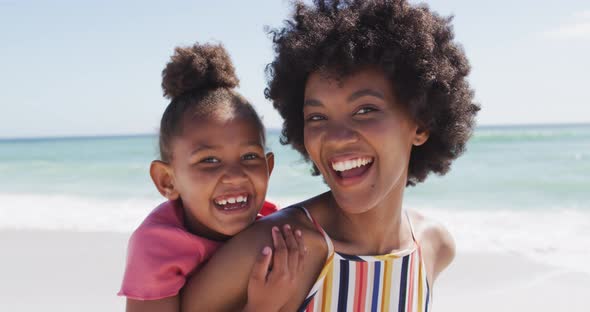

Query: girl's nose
[221,164,248,184]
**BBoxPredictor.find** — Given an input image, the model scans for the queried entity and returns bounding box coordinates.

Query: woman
[182,0,478,311]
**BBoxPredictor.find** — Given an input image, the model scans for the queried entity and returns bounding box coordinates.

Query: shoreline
[1,229,588,311]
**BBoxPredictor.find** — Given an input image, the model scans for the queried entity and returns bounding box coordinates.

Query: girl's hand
[243,224,306,312]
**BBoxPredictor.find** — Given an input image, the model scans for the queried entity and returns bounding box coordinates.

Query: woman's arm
[431,222,455,281]
[409,210,456,283]
[180,211,327,312]
[180,222,274,311]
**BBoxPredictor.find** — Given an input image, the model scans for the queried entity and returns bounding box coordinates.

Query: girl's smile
[168,113,274,240]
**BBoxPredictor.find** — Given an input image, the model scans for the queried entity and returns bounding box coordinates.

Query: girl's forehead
[184,110,264,139]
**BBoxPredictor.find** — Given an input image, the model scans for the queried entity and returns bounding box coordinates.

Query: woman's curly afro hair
[265,0,480,186]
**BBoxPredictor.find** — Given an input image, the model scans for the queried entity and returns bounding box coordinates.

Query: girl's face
[303,67,426,214]
[170,113,273,240]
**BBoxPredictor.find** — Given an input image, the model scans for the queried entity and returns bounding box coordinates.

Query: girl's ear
[265,152,275,176]
[150,160,180,200]
[413,126,430,146]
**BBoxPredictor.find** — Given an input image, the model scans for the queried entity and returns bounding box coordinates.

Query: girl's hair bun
[161,43,239,99]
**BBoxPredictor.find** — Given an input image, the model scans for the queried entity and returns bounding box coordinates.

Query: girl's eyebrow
[348,88,384,102]
[241,141,265,148]
[191,141,263,155]
[191,144,220,155]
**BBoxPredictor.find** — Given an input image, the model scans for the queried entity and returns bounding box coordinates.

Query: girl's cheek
[245,165,268,179]
[189,168,220,180]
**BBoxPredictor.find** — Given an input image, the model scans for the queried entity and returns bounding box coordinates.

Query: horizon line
[1,121,589,141]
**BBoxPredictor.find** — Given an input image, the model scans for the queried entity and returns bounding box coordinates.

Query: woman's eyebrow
[303,98,323,107]
[348,88,384,102]
[304,89,384,107]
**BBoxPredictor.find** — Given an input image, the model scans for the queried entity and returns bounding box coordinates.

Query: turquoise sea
[1,124,589,272]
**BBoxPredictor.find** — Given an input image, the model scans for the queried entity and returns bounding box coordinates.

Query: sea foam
[1,192,588,273]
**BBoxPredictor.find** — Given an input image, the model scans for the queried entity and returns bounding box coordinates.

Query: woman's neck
[317,184,413,255]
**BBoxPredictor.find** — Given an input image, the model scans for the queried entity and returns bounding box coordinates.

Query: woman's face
[303,67,426,214]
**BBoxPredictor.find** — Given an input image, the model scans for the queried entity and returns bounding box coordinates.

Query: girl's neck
[180,201,232,242]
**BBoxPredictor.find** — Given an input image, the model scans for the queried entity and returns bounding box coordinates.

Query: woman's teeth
[215,195,248,206]
[331,157,373,172]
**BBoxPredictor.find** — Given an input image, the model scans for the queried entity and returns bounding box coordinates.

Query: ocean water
[1,124,589,273]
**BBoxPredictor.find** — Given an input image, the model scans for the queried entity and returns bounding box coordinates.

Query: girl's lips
[212,192,252,213]
[214,200,251,213]
[213,192,249,204]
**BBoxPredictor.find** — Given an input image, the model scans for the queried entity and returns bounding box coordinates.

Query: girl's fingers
[249,246,272,284]
[271,226,288,275]
[295,229,306,273]
[281,224,299,274]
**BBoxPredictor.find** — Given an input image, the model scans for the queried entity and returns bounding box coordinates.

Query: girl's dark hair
[159,43,265,162]
[265,0,480,186]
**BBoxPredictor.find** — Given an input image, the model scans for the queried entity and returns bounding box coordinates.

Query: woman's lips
[329,156,374,185]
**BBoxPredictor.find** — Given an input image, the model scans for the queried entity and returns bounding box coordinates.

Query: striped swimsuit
[297,206,431,312]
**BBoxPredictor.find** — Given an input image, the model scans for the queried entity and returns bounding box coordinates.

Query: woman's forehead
[304,67,395,101]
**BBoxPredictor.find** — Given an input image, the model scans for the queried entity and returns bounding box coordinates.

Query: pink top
[118,200,278,300]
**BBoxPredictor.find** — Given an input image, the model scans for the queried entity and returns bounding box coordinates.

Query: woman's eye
[306,114,326,122]
[201,157,220,164]
[355,107,377,115]
[242,153,260,161]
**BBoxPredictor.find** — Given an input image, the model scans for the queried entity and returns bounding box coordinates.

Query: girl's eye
[355,106,377,115]
[201,157,220,164]
[242,153,260,161]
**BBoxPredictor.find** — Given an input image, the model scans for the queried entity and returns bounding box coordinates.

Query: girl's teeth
[215,195,248,205]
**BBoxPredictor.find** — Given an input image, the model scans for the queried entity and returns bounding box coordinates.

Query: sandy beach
[1,230,587,311]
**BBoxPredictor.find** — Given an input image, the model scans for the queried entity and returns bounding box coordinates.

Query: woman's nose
[324,122,359,147]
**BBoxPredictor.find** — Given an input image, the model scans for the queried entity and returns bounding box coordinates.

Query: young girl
[180,0,479,311]
[118,42,305,312]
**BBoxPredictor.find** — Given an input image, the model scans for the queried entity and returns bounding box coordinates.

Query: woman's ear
[265,152,275,176]
[150,160,180,200]
[413,126,430,146]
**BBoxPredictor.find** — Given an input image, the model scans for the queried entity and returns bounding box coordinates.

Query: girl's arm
[126,296,178,312]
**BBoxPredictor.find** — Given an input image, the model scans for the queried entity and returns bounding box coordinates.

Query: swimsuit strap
[294,206,335,258]
[404,209,419,243]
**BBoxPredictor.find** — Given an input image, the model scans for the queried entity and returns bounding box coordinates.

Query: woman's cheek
[304,125,322,150]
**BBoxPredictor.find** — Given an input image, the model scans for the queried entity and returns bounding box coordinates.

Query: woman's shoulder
[406,209,456,281]
[237,203,330,254]
[180,202,333,311]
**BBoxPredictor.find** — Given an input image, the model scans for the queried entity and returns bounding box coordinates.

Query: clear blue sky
[1,0,589,138]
